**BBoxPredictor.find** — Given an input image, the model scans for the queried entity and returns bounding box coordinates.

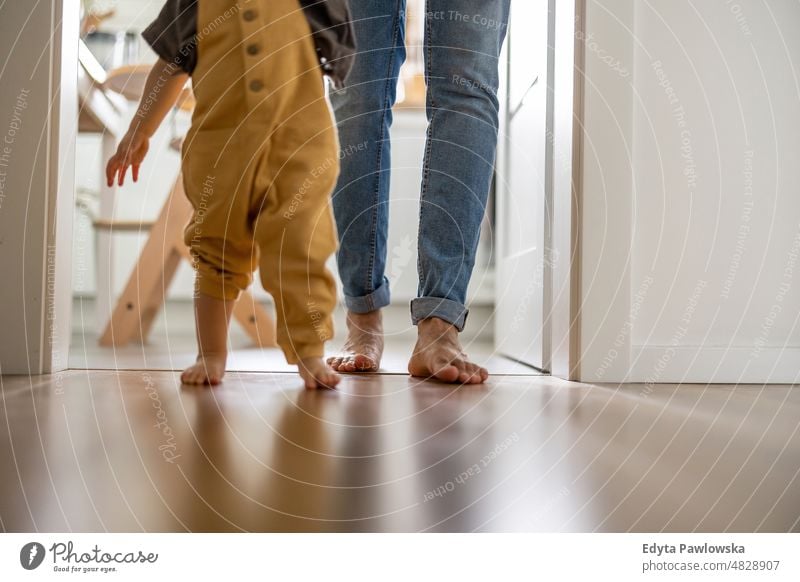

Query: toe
[311,370,337,390]
[182,369,199,385]
[463,362,482,384]
[456,360,482,384]
[434,364,461,383]
[353,354,375,371]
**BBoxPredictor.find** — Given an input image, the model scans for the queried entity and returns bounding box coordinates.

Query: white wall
[578,0,800,383]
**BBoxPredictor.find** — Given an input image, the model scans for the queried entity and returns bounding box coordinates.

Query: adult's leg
[327,0,407,372]
[409,0,511,383]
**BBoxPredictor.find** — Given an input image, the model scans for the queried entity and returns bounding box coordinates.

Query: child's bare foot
[327,310,384,372]
[408,317,488,384]
[180,353,227,385]
[182,294,234,386]
[299,357,341,389]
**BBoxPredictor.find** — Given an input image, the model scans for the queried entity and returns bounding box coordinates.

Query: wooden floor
[1,368,798,532]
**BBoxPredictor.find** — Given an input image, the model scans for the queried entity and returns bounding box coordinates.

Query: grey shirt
[141,0,355,87]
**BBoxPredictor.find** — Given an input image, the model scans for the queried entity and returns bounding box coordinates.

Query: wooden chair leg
[232,290,278,348]
[135,248,183,343]
[99,179,192,346]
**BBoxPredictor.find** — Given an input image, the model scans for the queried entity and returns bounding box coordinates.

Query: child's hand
[105,129,150,187]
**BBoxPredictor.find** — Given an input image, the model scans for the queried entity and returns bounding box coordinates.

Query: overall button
[246,44,260,56]
[242,9,257,21]
[249,79,264,92]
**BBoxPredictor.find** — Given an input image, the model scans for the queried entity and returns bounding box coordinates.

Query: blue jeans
[330,0,510,331]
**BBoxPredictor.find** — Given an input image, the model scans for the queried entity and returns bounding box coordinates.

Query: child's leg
[180,293,234,385]
[252,119,341,390]
[235,0,343,389]
[179,130,259,386]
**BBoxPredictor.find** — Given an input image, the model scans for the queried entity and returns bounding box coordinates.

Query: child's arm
[105,58,189,187]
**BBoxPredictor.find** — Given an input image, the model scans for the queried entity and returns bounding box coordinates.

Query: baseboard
[629,345,800,384]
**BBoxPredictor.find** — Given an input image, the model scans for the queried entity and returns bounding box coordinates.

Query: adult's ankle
[348,309,382,321]
[418,316,457,334]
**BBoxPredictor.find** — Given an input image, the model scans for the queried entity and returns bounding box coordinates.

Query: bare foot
[181,353,227,386]
[327,310,384,373]
[299,357,341,389]
[408,318,488,384]
[181,294,234,386]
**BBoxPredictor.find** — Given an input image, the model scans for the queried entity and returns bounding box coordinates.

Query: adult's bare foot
[327,310,384,373]
[408,318,488,384]
[299,357,341,389]
[181,353,227,386]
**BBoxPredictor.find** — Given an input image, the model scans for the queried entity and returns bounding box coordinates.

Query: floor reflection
[0,371,798,532]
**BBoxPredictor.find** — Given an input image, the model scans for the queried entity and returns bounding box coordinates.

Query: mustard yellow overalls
[182,0,339,363]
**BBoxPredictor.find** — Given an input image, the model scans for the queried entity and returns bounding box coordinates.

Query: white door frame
[545,0,586,381]
[0,0,77,375]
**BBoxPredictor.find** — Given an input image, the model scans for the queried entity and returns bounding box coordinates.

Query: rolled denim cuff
[410,297,469,332]
[343,277,391,313]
